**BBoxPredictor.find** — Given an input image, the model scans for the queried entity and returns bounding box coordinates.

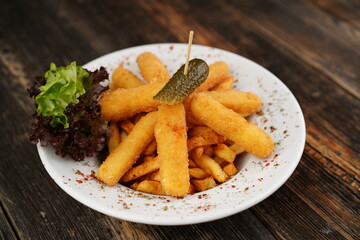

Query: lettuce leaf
[35,62,91,128]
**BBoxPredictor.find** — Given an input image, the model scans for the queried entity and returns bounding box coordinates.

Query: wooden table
[1,0,359,239]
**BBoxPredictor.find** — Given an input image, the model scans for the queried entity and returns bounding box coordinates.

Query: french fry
[121,157,160,182]
[145,170,161,181]
[187,131,226,152]
[191,177,217,192]
[205,90,262,117]
[213,155,225,165]
[132,112,146,124]
[142,156,155,163]
[224,139,234,145]
[190,93,274,158]
[187,126,213,138]
[211,76,234,91]
[130,182,139,190]
[190,153,229,182]
[112,66,145,89]
[108,122,121,153]
[188,159,197,168]
[203,145,214,157]
[137,52,170,83]
[97,111,157,186]
[192,147,204,159]
[142,140,157,155]
[137,180,165,195]
[155,103,190,197]
[189,168,210,179]
[214,143,236,163]
[119,119,135,134]
[187,184,196,194]
[228,143,245,155]
[223,163,238,176]
[120,130,128,141]
[99,82,164,121]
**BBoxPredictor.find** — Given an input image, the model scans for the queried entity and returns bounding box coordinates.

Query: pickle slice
[153,59,209,105]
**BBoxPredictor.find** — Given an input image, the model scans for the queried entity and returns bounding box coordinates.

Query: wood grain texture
[0,0,359,239]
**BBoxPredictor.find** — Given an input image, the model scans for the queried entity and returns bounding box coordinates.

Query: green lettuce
[35,62,92,128]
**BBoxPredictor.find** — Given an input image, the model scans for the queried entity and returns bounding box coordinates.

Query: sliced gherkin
[153,59,209,105]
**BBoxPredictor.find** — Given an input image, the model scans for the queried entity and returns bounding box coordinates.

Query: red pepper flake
[270,126,277,132]
[265,163,270,167]
[244,168,248,171]
[88,171,97,180]
[274,154,279,158]
[245,187,249,191]
[231,185,236,188]
[102,196,106,198]
[166,200,171,202]
[198,195,202,199]
[252,185,255,187]
[256,110,264,116]
[169,45,174,50]
[75,170,84,177]
[258,178,263,181]
[283,130,288,134]
[274,164,280,167]
[76,180,83,183]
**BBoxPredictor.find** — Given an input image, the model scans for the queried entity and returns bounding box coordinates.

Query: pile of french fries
[97,52,274,197]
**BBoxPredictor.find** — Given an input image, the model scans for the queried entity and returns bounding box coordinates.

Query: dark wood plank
[0,202,18,240]
[308,0,360,30]
[251,185,350,239]
[224,0,360,99]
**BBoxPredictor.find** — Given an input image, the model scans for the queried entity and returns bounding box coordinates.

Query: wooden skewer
[183,30,194,75]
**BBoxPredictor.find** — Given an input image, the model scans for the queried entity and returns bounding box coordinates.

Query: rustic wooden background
[0,0,359,239]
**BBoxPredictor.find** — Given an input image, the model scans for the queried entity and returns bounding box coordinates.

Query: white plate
[38,43,306,225]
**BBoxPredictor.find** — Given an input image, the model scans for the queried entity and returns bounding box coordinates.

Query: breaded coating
[205,90,262,117]
[155,103,190,197]
[195,61,230,93]
[183,61,230,124]
[211,76,234,91]
[190,93,274,158]
[137,52,170,83]
[99,82,165,121]
[112,66,145,89]
[97,112,157,186]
